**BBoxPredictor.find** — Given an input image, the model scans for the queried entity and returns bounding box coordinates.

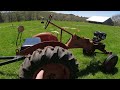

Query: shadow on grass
[77,61,118,77]
[78,52,118,77]
[0,71,4,75]
[101,67,118,75]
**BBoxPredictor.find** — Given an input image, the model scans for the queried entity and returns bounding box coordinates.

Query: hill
[0,11,88,23]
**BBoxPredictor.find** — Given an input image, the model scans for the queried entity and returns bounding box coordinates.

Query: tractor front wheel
[102,54,118,72]
[19,46,79,79]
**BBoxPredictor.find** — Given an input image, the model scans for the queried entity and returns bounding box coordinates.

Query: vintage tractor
[0,15,118,79]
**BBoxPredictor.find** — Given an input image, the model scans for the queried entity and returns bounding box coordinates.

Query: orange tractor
[0,15,118,79]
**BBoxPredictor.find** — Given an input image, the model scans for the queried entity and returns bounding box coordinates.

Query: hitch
[0,56,25,66]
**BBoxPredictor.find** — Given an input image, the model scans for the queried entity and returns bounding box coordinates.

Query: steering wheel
[45,15,52,29]
[18,26,24,33]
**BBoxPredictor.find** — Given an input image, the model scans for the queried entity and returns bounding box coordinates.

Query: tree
[0,12,4,23]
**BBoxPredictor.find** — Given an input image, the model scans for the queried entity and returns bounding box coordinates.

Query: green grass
[0,20,120,79]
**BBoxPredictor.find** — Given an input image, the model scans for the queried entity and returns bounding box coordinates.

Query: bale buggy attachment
[43,15,118,72]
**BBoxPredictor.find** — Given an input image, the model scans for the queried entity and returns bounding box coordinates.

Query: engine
[92,31,107,44]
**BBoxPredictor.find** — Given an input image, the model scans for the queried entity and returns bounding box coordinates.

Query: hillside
[0,11,88,23]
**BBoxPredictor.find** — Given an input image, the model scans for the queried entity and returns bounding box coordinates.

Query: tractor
[0,15,118,79]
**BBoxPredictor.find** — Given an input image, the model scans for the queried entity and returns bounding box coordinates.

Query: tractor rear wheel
[19,46,79,79]
[102,54,118,72]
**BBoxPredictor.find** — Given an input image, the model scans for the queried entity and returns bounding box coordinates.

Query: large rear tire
[19,46,79,79]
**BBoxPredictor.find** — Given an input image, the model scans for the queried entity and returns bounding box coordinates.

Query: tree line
[1,11,120,26]
[111,14,120,26]
[0,11,87,23]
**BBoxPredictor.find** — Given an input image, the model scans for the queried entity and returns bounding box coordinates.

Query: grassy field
[0,20,120,79]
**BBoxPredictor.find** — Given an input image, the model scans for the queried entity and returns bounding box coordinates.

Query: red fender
[33,32,58,42]
[17,41,68,55]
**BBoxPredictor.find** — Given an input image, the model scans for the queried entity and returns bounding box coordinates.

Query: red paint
[17,41,68,56]
[33,32,58,42]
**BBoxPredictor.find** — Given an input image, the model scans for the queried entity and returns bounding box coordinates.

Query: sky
[52,11,120,17]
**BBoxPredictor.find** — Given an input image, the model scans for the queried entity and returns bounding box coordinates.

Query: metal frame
[0,56,25,66]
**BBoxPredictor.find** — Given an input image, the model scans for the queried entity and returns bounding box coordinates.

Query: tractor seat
[21,37,41,50]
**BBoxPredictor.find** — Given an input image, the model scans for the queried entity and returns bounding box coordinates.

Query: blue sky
[52,11,120,17]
